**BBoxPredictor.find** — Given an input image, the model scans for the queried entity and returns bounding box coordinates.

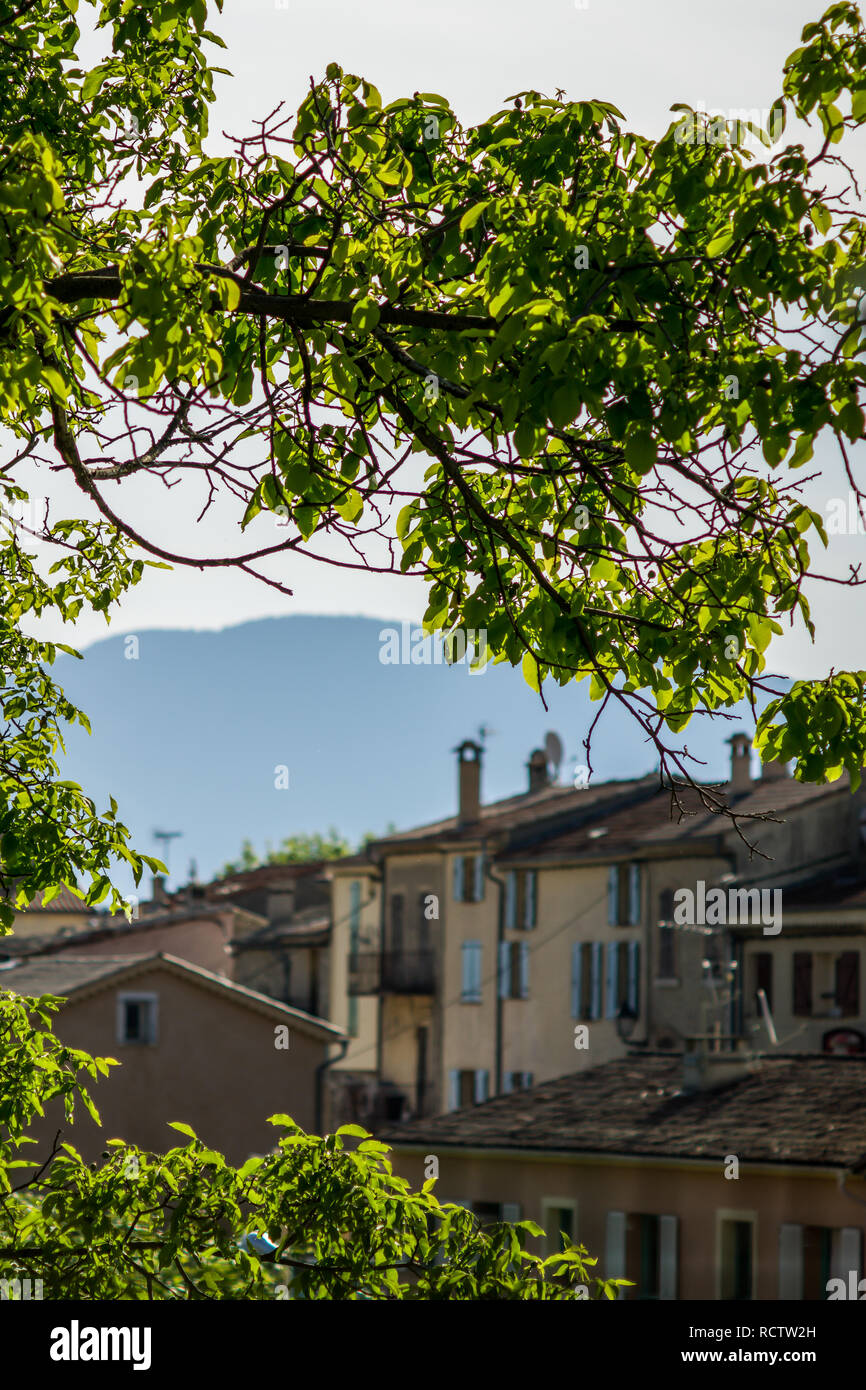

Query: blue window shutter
[462,942,482,1001]
[473,942,482,1000]
[627,941,640,1013]
[607,865,618,925]
[448,1070,460,1111]
[605,943,618,1018]
[474,1069,489,1103]
[505,871,517,929]
[453,856,465,902]
[629,863,641,925]
[519,942,530,998]
[498,941,510,999]
[473,854,485,902]
[503,1071,514,1094]
[590,943,603,1020]
[522,1072,533,1088]
[525,871,537,928]
[501,1202,521,1222]
[605,1211,627,1286]
[571,943,582,1019]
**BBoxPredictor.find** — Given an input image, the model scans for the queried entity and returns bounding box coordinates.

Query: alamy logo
[49,1321,152,1371]
[826,1272,866,1299]
[673,881,782,936]
[378,623,489,672]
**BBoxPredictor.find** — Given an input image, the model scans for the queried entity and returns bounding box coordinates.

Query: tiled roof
[14,885,91,914]
[0,903,267,959]
[383,1054,866,1168]
[0,952,345,1041]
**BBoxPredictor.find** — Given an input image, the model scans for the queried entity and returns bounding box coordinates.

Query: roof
[357,776,660,853]
[383,1054,866,1169]
[0,952,345,1042]
[0,903,268,959]
[13,885,92,915]
[231,905,331,951]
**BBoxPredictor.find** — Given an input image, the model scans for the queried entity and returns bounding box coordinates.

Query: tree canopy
[0,0,865,1300]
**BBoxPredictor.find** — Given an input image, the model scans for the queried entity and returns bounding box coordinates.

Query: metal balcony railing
[347,950,435,995]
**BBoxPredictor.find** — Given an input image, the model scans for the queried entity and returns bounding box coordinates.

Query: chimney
[151,875,167,906]
[527,748,549,793]
[760,755,790,781]
[682,1036,760,1093]
[727,732,752,794]
[455,740,482,826]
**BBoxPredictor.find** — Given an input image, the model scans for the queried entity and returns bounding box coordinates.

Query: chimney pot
[727,732,752,793]
[527,748,549,793]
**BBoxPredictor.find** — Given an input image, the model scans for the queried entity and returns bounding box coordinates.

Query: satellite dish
[544,731,564,778]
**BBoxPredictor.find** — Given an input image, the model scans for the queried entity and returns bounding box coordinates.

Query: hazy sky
[24,0,866,678]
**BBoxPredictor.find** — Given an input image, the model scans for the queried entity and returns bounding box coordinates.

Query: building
[325,734,866,1128]
[0,952,345,1162]
[384,1050,866,1301]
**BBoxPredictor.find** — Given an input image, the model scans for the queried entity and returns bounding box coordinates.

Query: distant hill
[51,615,774,896]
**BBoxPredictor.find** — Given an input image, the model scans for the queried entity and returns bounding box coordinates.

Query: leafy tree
[220,828,354,876]
[0,0,865,1298]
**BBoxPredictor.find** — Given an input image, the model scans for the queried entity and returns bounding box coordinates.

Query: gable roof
[0,902,268,960]
[383,1054,866,1169]
[0,952,345,1043]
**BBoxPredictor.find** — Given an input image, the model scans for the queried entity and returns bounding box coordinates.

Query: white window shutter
[831,1227,862,1282]
[605,1211,627,1287]
[519,942,530,998]
[448,1069,460,1111]
[590,942,603,1020]
[473,854,485,902]
[628,863,641,924]
[525,871,537,928]
[659,1215,678,1300]
[498,941,511,999]
[778,1224,804,1300]
[453,856,465,902]
[571,943,582,1019]
[474,1068,489,1103]
[605,942,618,1018]
[607,865,618,925]
[627,941,640,1013]
[505,871,516,928]
[501,1202,521,1223]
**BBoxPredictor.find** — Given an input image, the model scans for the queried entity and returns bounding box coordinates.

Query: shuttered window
[755,952,773,1012]
[836,952,860,1016]
[461,941,482,1002]
[793,952,813,1016]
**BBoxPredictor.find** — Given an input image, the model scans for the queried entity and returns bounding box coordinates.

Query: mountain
[51,614,769,895]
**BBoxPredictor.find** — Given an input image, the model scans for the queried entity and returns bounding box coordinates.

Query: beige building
[325,734,866,1130]
[385,1051,866,1301]
[1,952,344,1162]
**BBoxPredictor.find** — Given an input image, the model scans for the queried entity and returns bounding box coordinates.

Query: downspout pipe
[315,1035,349,1134]
[485,850,506,1096]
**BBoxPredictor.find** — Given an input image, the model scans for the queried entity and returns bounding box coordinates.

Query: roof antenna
[153,829,183,880]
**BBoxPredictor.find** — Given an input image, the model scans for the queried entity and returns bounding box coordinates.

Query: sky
[19,0,866,679]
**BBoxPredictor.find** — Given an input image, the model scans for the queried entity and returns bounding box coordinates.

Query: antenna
[477,725,497,747]
[153,829,183,879]
[756,987,778,1046]
[544,731,564,780]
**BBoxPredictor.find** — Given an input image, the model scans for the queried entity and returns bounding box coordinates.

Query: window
[503,1071,534,1092]
[453,854,485,903]
[417,891,431,952]
[607,1211,678,1299]
[542,1200,577,1256]
[781,1224,862,1299]
[793,950,860,1018]
[117,993,158,1045]
[461,941,482,1002]
[571,942,603,1020]
[657,889,677,979]
[472,1200,521,1227]
[448,1068,489,1109]
[719,1217,754,1300]
[390,893,404,953]
[498,941,530,999]
[753,951,773,1012]
[505,870,537,929]
[608,863,642,926]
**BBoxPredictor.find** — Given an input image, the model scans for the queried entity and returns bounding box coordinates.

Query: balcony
[347,951,435,995]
